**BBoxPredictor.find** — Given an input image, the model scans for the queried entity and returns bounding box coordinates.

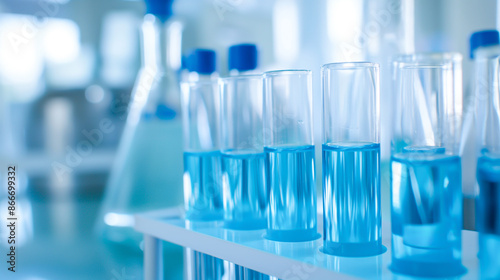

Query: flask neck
[140,14,179,73]
[126,14,181,123]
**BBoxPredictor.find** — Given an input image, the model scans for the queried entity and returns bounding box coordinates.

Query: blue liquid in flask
[265,145,318,242]
[101,118,183,248]
[322,142,383,256]
[183,150,223,221]
[390,150,465,277]
[477,155,500,279]
[221,150,267,230]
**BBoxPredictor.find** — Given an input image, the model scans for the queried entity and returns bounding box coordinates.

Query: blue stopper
[228,43,258,71]
[187,49,217,75]
[470,30,500,59]
[180,55,188,70]
[144,0,174,21]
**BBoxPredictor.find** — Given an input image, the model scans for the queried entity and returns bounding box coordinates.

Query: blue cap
[145,0,174,21]
[187,49,217,75]
[181,55,187,70]
[470,30,500,59]
[228,43,258,71]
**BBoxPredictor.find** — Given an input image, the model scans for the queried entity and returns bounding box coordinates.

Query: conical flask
[97,0,184,250]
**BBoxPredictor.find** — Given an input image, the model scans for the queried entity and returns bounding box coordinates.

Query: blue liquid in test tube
[263,70,318,242]
[265,145,317,241]
[322,142,381,256]
[477,156,500,279]
[221,150,267,229]
[183,150,223,220]
[321,62,383,257]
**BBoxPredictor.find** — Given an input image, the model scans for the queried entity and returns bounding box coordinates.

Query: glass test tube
[181,79,223,221]
[475,54,500,279]
[263,70,318,242]
[219,75,267,230]
[321,62,383,257]
[390,60,465,277]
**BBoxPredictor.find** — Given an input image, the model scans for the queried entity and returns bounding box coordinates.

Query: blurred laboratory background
[0,0,497,279]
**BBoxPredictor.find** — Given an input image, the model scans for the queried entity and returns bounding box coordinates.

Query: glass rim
[219,74,263,83]
[321,61,379,70]
[399,63,453,70]
[393,52,463,63]
[263,69,311,77]
[180,79,218,87]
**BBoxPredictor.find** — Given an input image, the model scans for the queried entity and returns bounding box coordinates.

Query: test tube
[219,75,267,230]
[263,70,318,242]
[475,54,500,279]
[321,62,383,257]
[390,60,465,277]
[181,79,223,221]
[181,79,225,280]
